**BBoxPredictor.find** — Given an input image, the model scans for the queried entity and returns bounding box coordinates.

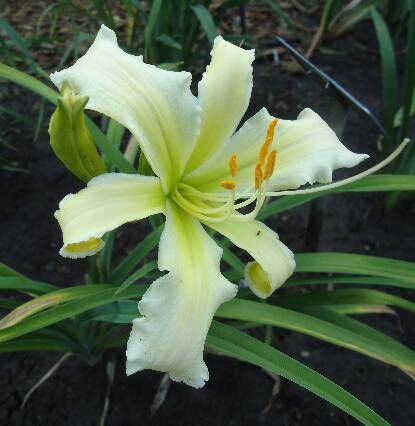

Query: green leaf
[157,34,182,51]
[394,92,415,127]
[258,175,415,220]
[115,260,157,295]
[0,284,112,329]
[0,17,46,77]
[221,246,245,278]
[273,288,415,314]
[285,274,415,289]
[0,285,142,343]
[86,120,136,174]
[371,7,398,141]
[0,336,72,352]
[0,298,20,311]
[295,253,415,288]
[321,0,343,33]
[191,5,218,46]
[264,0,294,28]
[398,0,415,143]
[144,0,162,60]
[111,225,163,284]
[156,62,184,71]
[0,62,57,103]
[207,321,389,426]
[299,306,415,377]
[106,118,125,149]
[323,304,396,315]
[0,262,24,277]
[0,277,57,294]
[83,300,137,323]
[330,0,381,37]
[217,299,415,375]
[101,231,115,281]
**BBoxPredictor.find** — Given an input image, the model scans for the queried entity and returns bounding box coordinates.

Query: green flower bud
[49,83,106,182]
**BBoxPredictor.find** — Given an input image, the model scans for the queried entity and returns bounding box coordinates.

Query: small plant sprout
[49,25,406,388]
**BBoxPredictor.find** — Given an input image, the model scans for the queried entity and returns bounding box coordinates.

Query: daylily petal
[207,219,295,298]
[185,108,368,193]
[185,36,254,171]
[268,108,369,190]
[126,200,237,388]
[50,25,200,192]
[55,174,165,258]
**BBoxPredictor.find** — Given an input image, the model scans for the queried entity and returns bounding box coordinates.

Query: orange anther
[266,118,278,140]
[258,118,278,166]
[264,149,277,180]
[220,180,236,190]
[254,164,263,190]
[228,154,238,177]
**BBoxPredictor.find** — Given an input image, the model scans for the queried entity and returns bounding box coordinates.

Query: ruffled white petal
[207,219,295,298]
[268,108,369,190]
[126,200,237,388]
[50,25,200,192]
[185,108,368,193]
[186,36,254,171]
[55,173,165,258]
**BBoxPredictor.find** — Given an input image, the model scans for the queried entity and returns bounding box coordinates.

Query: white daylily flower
[51,25,370,388]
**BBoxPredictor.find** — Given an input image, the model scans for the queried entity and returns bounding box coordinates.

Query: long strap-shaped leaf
[207,321,389,426]
[0,285,146,343]
[110,224,164,284]
[272,288,415,313]
[0,277,57,294]
[0,284,113,329]
[216,299,415,375]
[221,249,415,290]
[0,336,72,352]
[295,253,415,288]
[258,175,415,219]
[284,274,415,289]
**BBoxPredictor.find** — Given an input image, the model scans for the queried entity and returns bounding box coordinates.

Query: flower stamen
[228,154,238,177]
[258,118,278,167]
[255,164,263,189]
[255,119,278,190]
[220,180,236,190]
[264,149,277,181]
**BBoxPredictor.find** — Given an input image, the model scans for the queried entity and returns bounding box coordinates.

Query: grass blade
[110,224,163,284]
[0,17,46,77]
[0,285,113,329]
[0,285,143,343]
[207,321,389,426]
[265,0,294,28]
[0,336,72,352]
[295,253,415,288]
[217,299,415,374]
[115,260,157,295]
[273,288,415,314]
[0,277,57,294]
[285,274,415,289]
[398,0,415,143]
[371,6,398,147]
[191,5,218,45]
[258,175,415,219]
[0,62,57,103]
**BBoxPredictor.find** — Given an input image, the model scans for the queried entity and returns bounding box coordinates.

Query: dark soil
[1,17,414,426]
